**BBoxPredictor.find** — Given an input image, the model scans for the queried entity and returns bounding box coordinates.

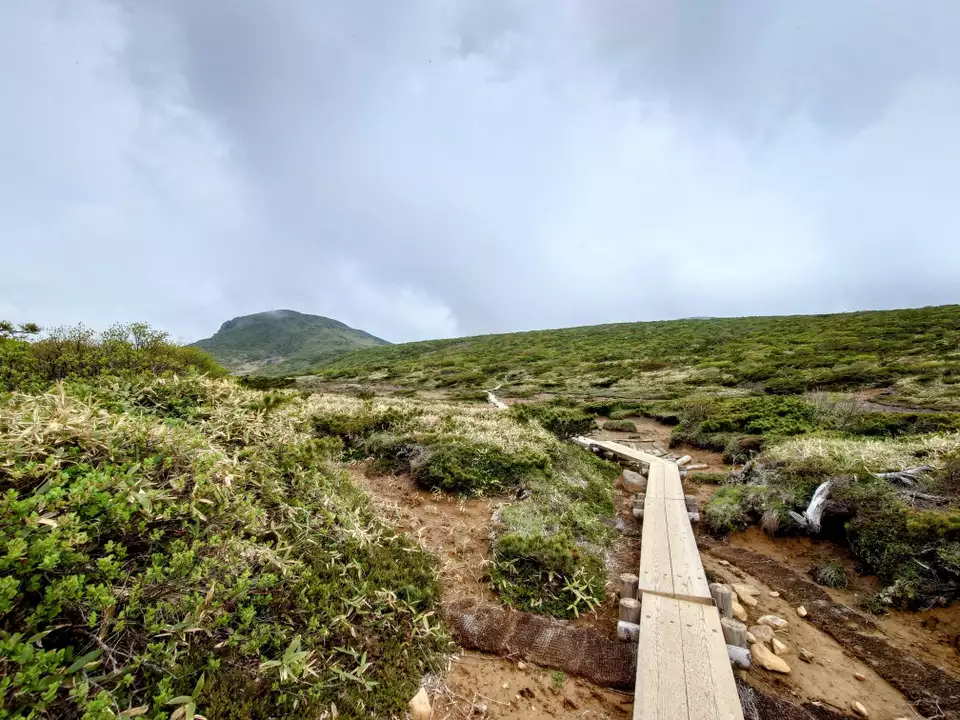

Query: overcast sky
[3,1,959,343]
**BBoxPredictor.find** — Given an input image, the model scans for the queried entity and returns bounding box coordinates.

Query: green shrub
[1,322,226,393]
[238,375,296,390]
[689,471,729,485]
[410,438,548,495]
[703,486,750,534]
[508,404,595,439]
[811,560,849,589]
[602,419,637,432]
[0,386,445,719]
[491,531,605,617]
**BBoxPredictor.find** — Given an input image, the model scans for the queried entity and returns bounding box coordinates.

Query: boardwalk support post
[620,573,639,600]
[710,583,734,620]
[619,597,641,624]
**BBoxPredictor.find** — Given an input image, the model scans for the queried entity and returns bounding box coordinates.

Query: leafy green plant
[811,560,849,589]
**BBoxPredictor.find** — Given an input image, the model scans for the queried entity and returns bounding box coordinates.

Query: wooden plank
[664,499,711,600]
[583,438,665,466]
[679,601,718,720]
[646,461,665,499]
[638,496,673,597]
[634,594,689,720]
[662,461,685,500]
[699,604,746,720]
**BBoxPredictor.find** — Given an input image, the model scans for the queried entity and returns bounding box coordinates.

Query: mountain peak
[192,310,388,376]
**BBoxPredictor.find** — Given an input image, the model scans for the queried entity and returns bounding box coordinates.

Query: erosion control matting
[444,599,861,719]
[710,543,960,717]
[443,599,637,689]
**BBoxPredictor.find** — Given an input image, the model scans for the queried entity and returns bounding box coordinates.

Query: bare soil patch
[704,542,960,718]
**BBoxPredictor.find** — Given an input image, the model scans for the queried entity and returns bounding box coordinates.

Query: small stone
[796,605,808,618]
[502,683,509,690]
[746,631,757,644]
[758,614,789,631]
[718,559,730,566]
[768,591,780,598]
[409,688,432,720]
[852,700,869,717]
[748,625,775,645]
[517,662,528,670]
[732,600,748,622]
[732,584,759,608]
[751,643,791,674]
[799,648,814,663]
[772,638,789,656]
[854,672,865,681]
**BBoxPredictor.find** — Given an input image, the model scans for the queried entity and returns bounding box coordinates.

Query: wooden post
[620,573,639,600]
[720,618,748,648]
[619,597,641,624]
[710,583,733,620]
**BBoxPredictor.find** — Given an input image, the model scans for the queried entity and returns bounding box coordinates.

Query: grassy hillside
[318,305,960,409]
[191,309,388,376]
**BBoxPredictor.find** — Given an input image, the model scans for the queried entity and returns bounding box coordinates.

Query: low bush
[0,382,445,719]
[602,419,637,432]
[508,404,595,440]
[410,438,548,495]
[237,375,296,390]
[811,560,849,589]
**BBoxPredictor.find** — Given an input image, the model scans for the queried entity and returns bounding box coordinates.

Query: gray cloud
[3,1,959,343]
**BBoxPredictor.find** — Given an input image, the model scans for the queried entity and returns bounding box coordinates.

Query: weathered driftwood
[676,455,693,466]
[788,479,832,533]
[873,465,934,487]
[686,463,709,471]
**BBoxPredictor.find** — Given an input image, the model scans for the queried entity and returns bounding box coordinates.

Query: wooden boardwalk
[576,438,744,720]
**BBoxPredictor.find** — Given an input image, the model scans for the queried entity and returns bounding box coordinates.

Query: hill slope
[191,309,388,375]
[317,305,960,410]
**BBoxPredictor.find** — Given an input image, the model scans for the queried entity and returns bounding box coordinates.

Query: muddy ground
[349,412,960,719]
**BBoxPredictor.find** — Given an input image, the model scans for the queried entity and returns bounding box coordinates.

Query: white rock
[517,662,527,670]
[732,600,748,622]
[796,605,808,617]
[751,643,791,674]
[748,625,775,644]
[772,638,789,656]
[718,559,730,566]
[852,700,869,717]
[758,615,789,631]
[746,631,757,644]
[768,591,780,598]
[854,672,865,681]
[732,584,759,608]
[799,648,814,663]
[409,688,432,720]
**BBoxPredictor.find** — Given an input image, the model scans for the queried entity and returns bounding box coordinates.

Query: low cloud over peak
[3,1,959,342]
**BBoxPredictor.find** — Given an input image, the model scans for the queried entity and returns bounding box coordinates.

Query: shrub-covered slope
[191,310,388,376]
[317,305,960,409]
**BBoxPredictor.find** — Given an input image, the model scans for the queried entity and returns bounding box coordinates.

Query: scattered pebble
[517,662,527,670]
[751,643,791,674]
[748,625,775,645]
[768,591,780,598]
[799,648,815,664]
[852,700,869,717]
[854,672,865,681]
[772,638,789,656]
[502,683,509,690]
[796,605,808,618]
[717,559,730,566]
